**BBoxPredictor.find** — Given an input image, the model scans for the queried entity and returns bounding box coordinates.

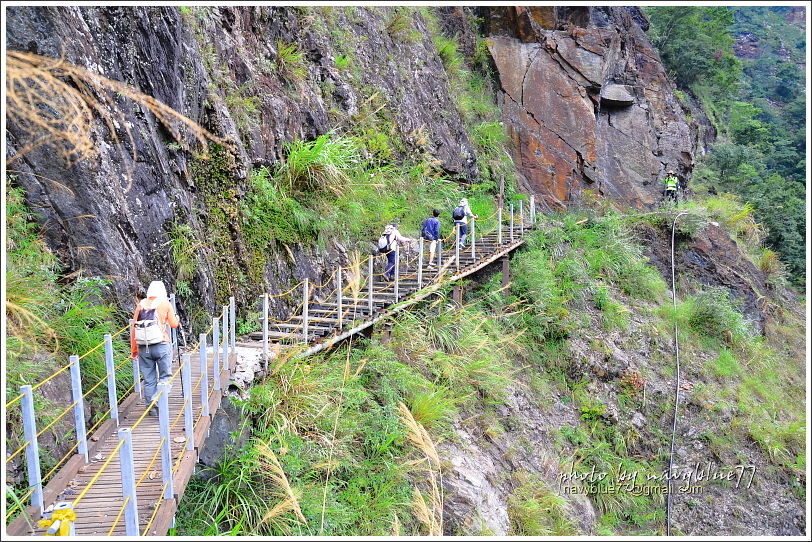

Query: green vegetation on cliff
[645,6,806,285]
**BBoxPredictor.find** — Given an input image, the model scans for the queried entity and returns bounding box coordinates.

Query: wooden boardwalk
[9,352,233,537]
[8,211,534,537]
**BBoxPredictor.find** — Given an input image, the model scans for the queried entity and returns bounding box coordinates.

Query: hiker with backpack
[378,223,414,281]
[452,198,478,248]
[130,280,179,416]
[421,209,441,268]
[663,170,679,204]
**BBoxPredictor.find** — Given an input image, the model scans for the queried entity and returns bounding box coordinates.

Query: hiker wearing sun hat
[130,280,179,416]
[451,197,478,248]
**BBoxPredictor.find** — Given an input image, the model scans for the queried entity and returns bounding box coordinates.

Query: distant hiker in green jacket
[663,170,679,203]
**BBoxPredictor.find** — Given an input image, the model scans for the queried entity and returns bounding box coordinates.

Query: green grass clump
[168,221,203,281]
[277,133,360,196]
[275,39,308,81]
[508,472,577,535]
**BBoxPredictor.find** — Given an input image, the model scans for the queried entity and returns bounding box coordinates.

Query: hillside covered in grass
[174,198,805,535]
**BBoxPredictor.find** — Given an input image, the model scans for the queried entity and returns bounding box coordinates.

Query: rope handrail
[106,495,130,536]
[129,391,164,432]
[141,481,168,535]
[135,437,166,489]
[266,279,306,300]
[71,438,126,507]
[35,400,80,438]
[170,398,188,430]
[4,441,30,465]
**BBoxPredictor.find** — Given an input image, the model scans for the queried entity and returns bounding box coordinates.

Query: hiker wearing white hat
[451,198,478,248]
[130,280,179,415]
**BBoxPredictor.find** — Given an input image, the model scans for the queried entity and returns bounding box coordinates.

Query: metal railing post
[69,355,89,463]
[229,296,236,352]
[221,306,228,372]
[510,203,515,242]
[394,245,400,300]
[182,354,194,451]
[262,294,269,360]
[530,194,536,224]
[367,258,374,312]
[337,267,343,326]
[200,334,209,417]
[117,427,139,536]
[471,217,476,259]
[520,199,524,236]
[104,334,119,424]
[498,207,503,246]
[212,317,220,391]
[417,239,424,289]
[302,279,309,342]
[156,382,174,500]
[438,239,442,269]
[20,385,43,513]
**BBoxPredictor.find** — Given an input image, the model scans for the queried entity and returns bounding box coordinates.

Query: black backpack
[452,205,465,220]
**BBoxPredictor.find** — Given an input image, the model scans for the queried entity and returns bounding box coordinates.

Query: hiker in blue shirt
[421,209,441,268]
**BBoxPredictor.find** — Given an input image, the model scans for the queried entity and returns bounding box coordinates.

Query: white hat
[459,198,468,205]
[146,280,168,300]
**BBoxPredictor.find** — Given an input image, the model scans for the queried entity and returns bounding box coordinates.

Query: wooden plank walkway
[251,225,532,348]
[9,352,233,537]
[8,214,534,537]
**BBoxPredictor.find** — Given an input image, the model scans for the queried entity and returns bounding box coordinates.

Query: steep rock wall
[483,6,696,210]
[6,6,476,320]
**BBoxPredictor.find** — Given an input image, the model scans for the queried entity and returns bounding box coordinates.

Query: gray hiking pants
[138,341,173,405]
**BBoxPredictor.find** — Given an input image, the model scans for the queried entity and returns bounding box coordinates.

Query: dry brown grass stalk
[6,50,229,189]
[398,401,443,535]
[255,439,307,526]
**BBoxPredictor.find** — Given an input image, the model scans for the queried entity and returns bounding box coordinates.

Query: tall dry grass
[398,401,444,535]
[6,50,228,189]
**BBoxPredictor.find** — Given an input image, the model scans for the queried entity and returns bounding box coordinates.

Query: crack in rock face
[485,6,695,209]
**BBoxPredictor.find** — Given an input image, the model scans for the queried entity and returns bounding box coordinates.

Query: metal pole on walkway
[156,382,174,500]
[520,199,524,236]
[200,334,209,417]
[69,355,89,463]
[20,385,43,513]
[438,239,443,269]
[510,203,515,243]
[117,427,139,536]
[471,217,476,259]
[530,195,536,224]
[302,279,309,342]
[229,296,236,352]
[221,306,228,372]
[498,207,503,246]
[131,318,141,399]
[262,294,269,360]
[212,317,220,391]
[182,354,193,451]
[367,258,374,312]
[104,334,119,424]
[337,268,343,326]
[394,245,400,301]
[417,239,424,289]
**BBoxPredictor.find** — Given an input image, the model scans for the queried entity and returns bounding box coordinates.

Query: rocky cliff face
[483,6,695,210]
[6,6,477,320]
